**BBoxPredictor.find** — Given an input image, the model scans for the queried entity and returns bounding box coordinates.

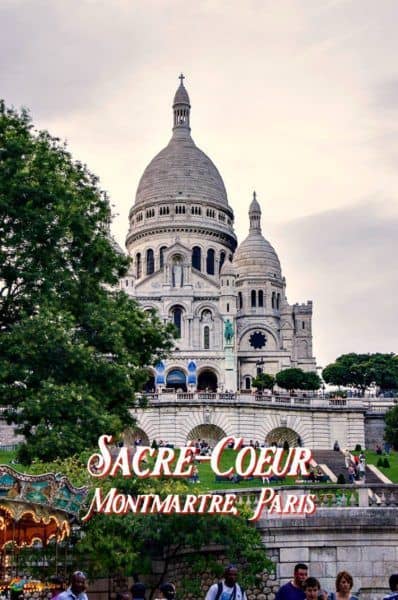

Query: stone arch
[197,368,218,392]
[186,424,226,447]
[194,302,220,319]
[142,368,156,393]
[166,366,187,391]
[257,413,310,447]
[238,324,279,350]
[123,427,150,446]
[265,426,301,448]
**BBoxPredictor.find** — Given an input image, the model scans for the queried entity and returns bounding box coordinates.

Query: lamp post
[256,357,265,375]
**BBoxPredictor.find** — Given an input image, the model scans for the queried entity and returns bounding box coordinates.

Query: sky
[1,0,397,367]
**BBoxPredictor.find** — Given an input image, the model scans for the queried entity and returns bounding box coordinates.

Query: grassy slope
[1,448,397,489]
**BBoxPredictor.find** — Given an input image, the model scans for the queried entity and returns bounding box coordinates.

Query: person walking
[57,572,88,600]
[275,563,308,600]
[383,574,398,600]
[205,565,247,600]
[156,583,176,599]
[328,571,358,600]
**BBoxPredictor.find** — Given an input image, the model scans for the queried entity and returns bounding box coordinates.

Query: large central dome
[134,136,229,207]
[133,75,230,209]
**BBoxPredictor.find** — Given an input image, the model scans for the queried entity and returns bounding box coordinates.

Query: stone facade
[122,76,316,397]
[131,396,366,449]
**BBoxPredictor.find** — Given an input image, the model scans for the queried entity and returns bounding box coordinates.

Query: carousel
[0,465,88,592]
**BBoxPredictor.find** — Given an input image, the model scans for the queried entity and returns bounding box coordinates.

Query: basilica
[123,76,316,393]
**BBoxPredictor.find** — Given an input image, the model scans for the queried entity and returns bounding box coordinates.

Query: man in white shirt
[57,572,88,600]
[205,565,247,600]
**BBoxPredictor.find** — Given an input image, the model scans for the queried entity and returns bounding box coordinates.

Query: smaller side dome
[233,192,282,279]
[220,259,236,277]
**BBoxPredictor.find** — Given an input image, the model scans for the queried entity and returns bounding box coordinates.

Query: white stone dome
[233,193,282,278]
[133,76,230,210]
[220,259,236,276]
[134,135,229,208]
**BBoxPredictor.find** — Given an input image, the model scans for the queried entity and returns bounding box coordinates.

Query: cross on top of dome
[173,74,191,132]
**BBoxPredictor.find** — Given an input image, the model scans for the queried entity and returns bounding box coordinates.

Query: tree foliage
[384,405,398,450]
[0,102,174,463]
[322,353,398,393]
[275,368,320,392]
[76,474,272,596]
[252,372,274,391]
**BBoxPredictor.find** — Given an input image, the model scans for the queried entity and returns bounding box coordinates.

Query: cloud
[268,200,398,366]
[0,0,143,119]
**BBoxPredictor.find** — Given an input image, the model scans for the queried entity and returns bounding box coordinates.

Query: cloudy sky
[1,0,397,367]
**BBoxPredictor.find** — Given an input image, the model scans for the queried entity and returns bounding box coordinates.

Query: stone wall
[365,413,386,450]
[258,507,398,600]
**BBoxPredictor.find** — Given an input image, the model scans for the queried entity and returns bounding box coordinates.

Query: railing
[215,484,398,511]
[139,392,369,410]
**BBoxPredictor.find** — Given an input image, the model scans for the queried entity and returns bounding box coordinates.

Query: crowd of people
[343,450,366,484]
[24,564,397,600]
[275,563,398,600]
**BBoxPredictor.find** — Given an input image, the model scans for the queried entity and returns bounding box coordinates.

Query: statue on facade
[172,259,183,287]
[224,319,234,344]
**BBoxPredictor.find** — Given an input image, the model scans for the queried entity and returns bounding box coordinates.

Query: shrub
[354,444,362,451]
[337,473,346,484]
[377,457,384,467]
[383,458,391,468]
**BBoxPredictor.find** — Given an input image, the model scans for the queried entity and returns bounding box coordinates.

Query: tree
[384,405,398,450]
[76,474,273,597]
[322,353,398,394]
[0,101,129,330]
[301,371,321,391]
[252,372,274,392]
[275,368,306,392]
[0,102,174,462]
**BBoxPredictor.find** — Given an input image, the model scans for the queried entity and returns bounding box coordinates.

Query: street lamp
[256,357,265,375]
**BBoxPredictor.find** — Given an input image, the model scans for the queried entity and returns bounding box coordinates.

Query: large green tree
[0,101,174,463]
[322,353,398,394]
[0,101,128,329]
[275,368,320,392]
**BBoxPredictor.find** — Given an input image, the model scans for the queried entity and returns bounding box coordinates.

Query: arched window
[146,249,154,275]
[276,293,280,310]
[159,246,167,268]
[192,246,201,271]
[272,291,276,309]
[172,307,182,339]
[206,249,215,275]
[136,253,142,278]
[251,290,256,307]
[258,290,264,307]
[204,325,210,349]
[245,376,251,390]
[238,292,243,309]
[219,251,226,272]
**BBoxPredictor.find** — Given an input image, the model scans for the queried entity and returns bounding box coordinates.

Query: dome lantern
[249,190,262,232]
[173,73,191,134]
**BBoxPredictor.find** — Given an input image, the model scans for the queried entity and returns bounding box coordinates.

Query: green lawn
[186,448,312,491]
[353,449,398,483]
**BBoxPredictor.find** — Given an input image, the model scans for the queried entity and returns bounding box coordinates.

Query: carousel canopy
[0,465,88,549]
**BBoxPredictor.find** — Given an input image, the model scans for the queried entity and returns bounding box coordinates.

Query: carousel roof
[0,465,88,549]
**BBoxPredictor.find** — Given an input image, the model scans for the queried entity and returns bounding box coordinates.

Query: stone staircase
[311,449,384,484]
